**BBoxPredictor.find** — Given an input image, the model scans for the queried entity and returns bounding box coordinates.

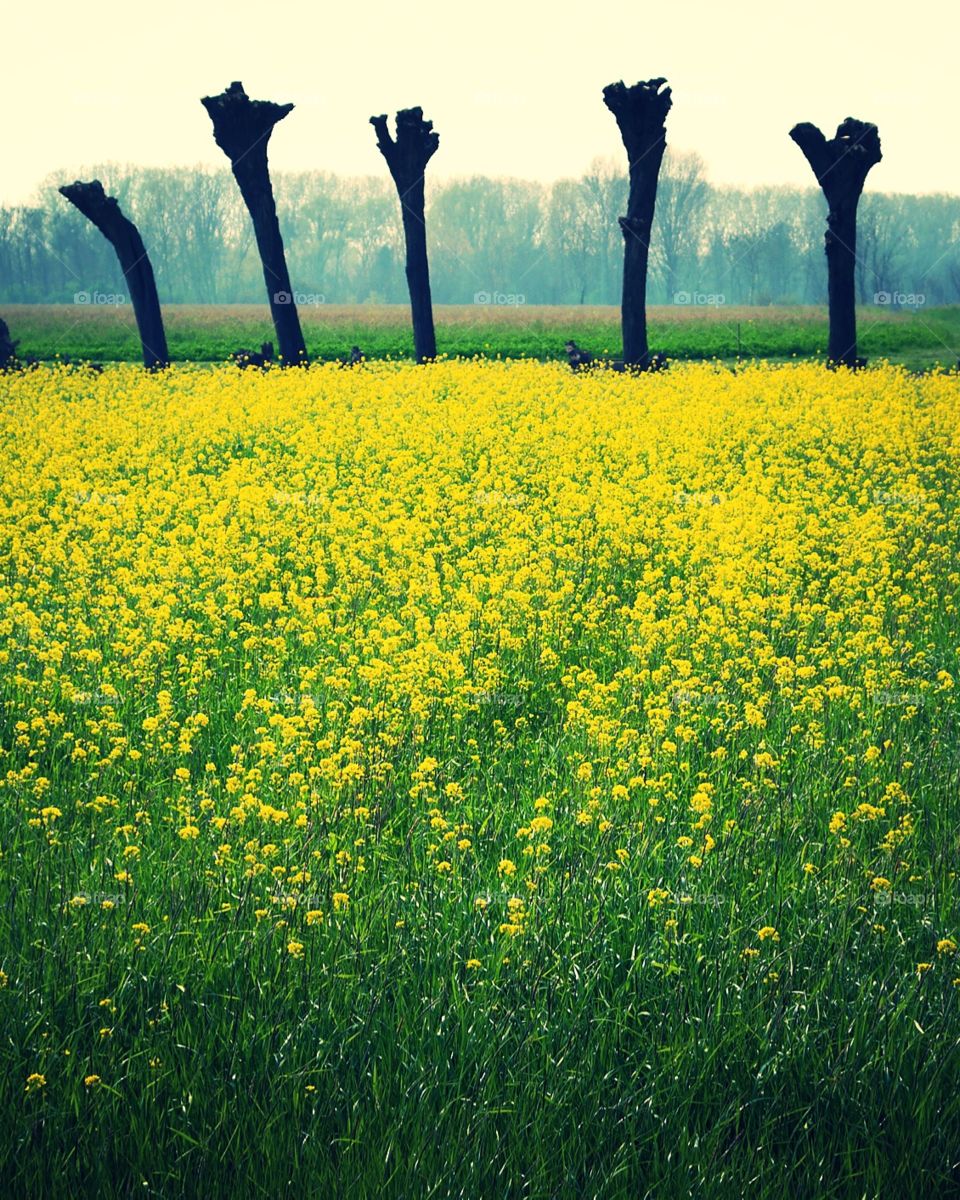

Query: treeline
[2,153,958,307]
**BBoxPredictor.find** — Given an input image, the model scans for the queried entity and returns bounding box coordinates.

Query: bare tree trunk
[59,181,169,369]
[603,79,672,369]
[790,118,882,367]
[202,82,307,365]
[370,108,438,363]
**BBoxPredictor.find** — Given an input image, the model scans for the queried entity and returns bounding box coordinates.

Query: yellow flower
[498,859,517,877]
[937,939,957,955]
[465,959,482,970]
[287,940,304,957]
[305,910,324,926]
[757,927,780,942]
[25,1073,46,1093]
[84,1075,101,1088]
[332,892,349,911]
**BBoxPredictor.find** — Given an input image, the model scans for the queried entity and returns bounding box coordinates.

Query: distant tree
[790,117,882,366]
[857,194,904,305]
[653,150,708,303]
[202,82,307,365]
[602,78,672,368]
[7,160,960,312]
[370,108,439,362]
[545,180,595,305]
[581,158,627,304]
[58,180,168,368]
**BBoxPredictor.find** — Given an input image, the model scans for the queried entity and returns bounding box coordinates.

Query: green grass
[4,302,960,369]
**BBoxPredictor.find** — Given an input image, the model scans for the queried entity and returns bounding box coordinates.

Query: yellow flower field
[1,360,959,1198]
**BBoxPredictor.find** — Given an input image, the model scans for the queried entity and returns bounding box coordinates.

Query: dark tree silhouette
[0,317,19,368]
[58,181,169,369]
[231,341,274,370]
[790,117,882,367]
[370,108,438,363]
[202,81,307,366]
[603,78,672,369]
[564,339,593,370]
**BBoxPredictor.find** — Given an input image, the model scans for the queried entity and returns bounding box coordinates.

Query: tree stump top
[602,78,672,157]
[370,108,439,184]
[202,81,294,164]
[59,180,122,218]
[789,117,882,198]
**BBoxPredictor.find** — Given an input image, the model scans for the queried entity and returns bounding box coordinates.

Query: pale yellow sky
[4,0,959,204]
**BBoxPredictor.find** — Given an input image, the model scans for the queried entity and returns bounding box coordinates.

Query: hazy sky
[4,0,958,205]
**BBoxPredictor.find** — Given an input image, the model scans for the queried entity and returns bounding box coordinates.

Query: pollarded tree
[202,82,307,365]
[370,108,438,363]
[602,78,672,369]
[59,180,169,369]
[790,117,882,367]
